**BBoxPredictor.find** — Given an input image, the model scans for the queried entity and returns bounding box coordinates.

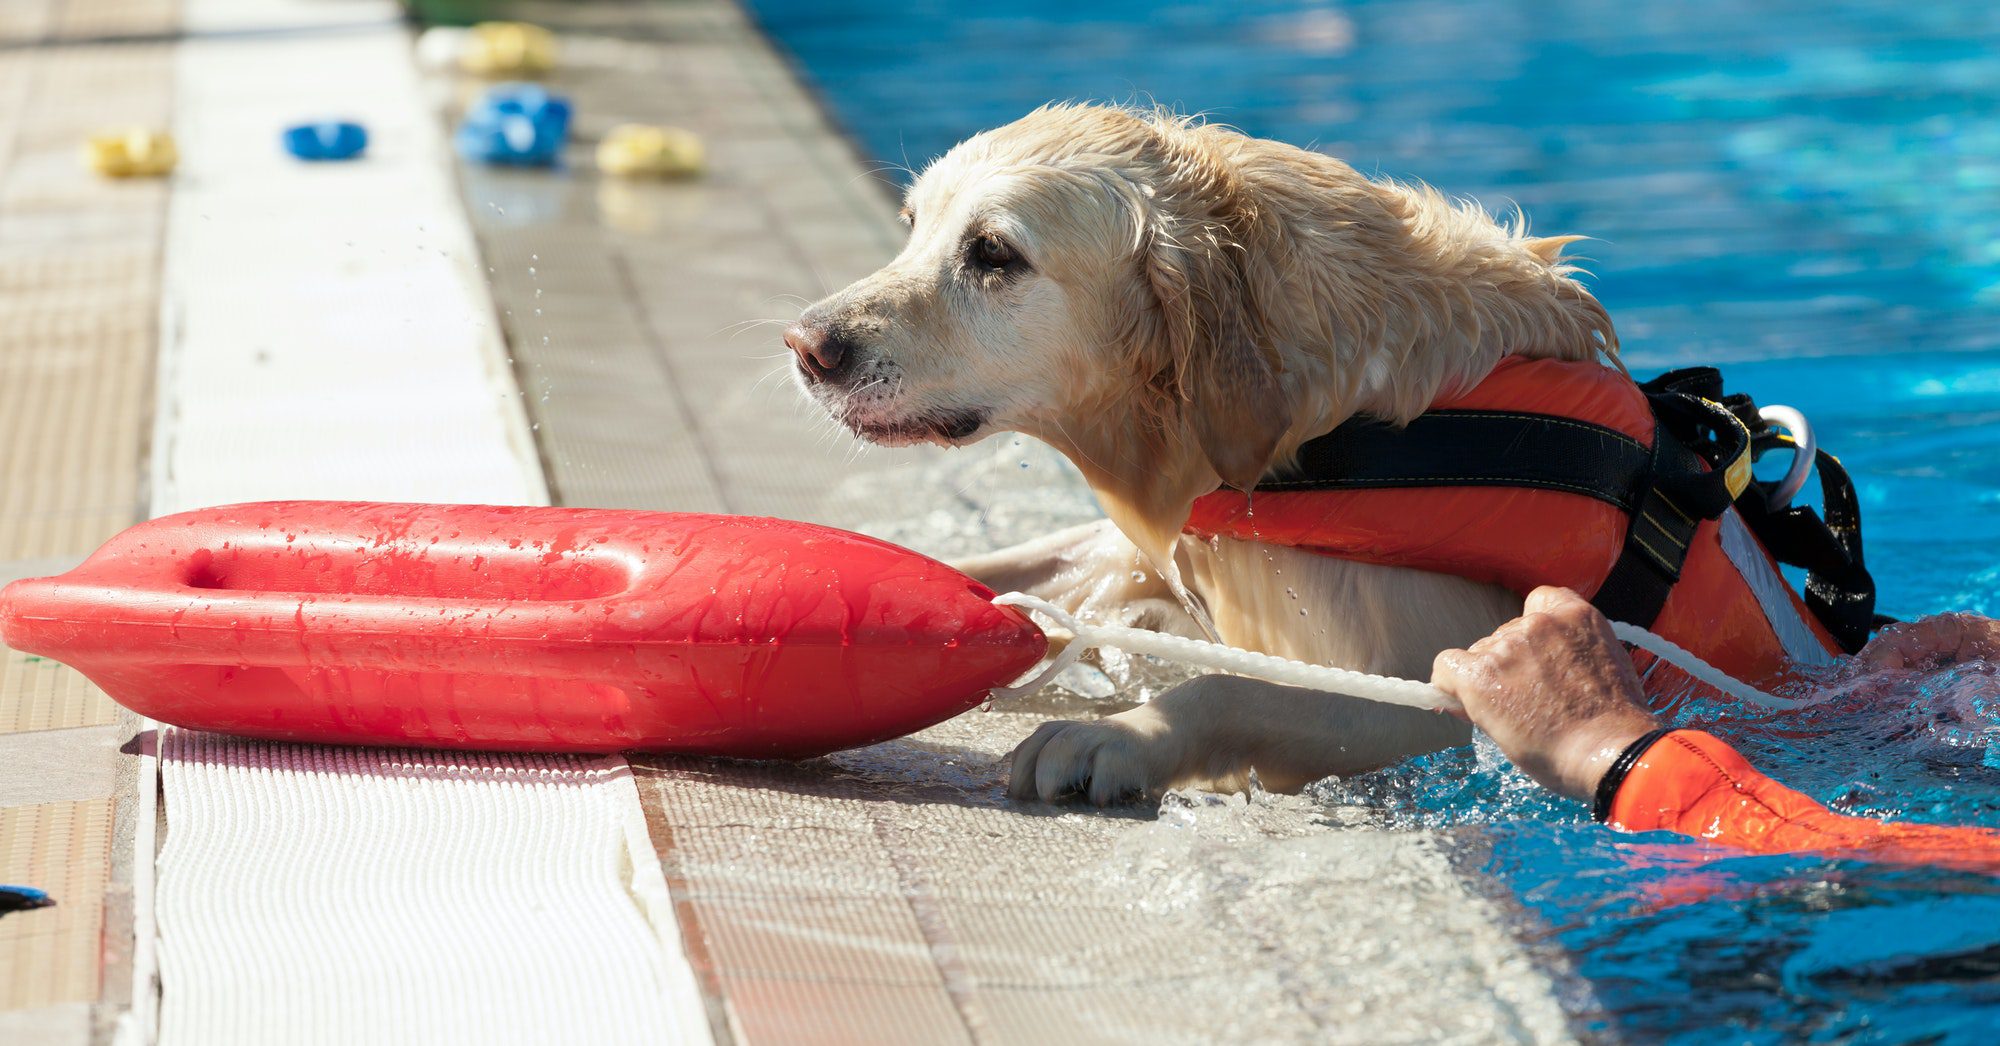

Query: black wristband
[1591,728,1675,823]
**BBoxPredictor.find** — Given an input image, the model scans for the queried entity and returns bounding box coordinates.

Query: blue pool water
[746,0,2000,1038]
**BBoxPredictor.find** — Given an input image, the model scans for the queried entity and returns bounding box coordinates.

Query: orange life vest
[1184,357,1855,695]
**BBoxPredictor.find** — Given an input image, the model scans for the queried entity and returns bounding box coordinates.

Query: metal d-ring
[1758,404,1817,510]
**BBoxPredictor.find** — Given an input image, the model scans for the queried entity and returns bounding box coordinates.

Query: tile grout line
[606,249,739,515]
[120,0,186,1021]
[112,724,156,1046]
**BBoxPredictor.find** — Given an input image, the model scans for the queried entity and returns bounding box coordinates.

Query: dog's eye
[972,234,1020,271]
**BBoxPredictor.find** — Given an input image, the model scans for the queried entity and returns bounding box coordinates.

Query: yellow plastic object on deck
[596,124,705,178]
[82,129,178,178]
[462,21,557,77]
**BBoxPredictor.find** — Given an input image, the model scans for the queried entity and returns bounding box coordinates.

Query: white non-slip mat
[155,733,707,1045]
[139,1,708,1042]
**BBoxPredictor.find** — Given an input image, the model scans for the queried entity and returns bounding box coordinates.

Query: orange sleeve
[1606,730,2000,869]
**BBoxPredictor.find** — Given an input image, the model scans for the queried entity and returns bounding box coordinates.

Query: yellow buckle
[1706,398,1753,500]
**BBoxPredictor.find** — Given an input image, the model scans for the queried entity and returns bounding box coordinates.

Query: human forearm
[1604,729,2000,866]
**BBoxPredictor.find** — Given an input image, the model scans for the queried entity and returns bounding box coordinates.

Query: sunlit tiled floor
[0,1,175,1037]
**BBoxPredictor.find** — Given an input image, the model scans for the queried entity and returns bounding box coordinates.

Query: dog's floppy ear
[1143,217,1291,492]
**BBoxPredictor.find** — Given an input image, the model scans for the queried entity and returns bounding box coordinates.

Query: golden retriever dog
[786,103,1617,804]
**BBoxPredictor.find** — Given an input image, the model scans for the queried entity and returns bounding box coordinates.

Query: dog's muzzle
[784,321,857,384]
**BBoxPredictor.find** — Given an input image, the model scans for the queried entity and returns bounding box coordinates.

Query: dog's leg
[1008,545,1520,803]
[951,519,1201,636]
[1007,676,1472,803]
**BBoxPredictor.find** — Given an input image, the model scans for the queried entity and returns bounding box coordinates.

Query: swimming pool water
[746,1,2000,1039]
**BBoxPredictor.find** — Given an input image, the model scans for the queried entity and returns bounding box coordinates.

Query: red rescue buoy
[0,502,1046,758]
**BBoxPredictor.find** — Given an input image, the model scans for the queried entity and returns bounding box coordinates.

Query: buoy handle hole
[183,543,632,602]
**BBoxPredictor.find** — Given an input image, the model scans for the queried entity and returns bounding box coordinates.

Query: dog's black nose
[785,322,853,382]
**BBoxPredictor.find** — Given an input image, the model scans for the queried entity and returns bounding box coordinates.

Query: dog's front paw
[1005,706,1184,806]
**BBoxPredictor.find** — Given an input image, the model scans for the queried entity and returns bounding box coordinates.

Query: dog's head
[789,104,1614,559]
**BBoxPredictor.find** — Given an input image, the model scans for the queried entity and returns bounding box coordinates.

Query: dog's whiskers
[716,317,790,340]
[748,362,798,398]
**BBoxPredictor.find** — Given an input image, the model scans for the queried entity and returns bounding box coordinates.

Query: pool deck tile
[0,799,113,1012]
[0,0,174,1037]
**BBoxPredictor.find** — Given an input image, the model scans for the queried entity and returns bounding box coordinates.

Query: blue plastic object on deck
[455,83,571,167]
[1,885,53,917]
[283,121,368,161]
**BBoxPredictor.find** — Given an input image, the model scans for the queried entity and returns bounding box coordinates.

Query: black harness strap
[1588,421,1704,627]
[1266,410,1649,509]
[1645,368,1881,652]
[1729,446,1879,651]
[1591,390,1746,629]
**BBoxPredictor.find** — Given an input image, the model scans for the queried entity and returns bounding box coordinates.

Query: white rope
[991,593,1457,711]
[992,592,1809,713]
[1606,620,1812,710]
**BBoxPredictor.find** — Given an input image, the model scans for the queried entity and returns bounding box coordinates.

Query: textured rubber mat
[0,800,112,1010]
[155,731,707,1045]
[141,4,706,1042]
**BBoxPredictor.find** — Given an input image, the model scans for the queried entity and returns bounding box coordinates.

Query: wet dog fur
[787,104,1617,804]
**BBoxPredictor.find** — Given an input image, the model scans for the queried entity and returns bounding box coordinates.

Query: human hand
[1859,612,2000,670]
[1430,586,1660,800]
